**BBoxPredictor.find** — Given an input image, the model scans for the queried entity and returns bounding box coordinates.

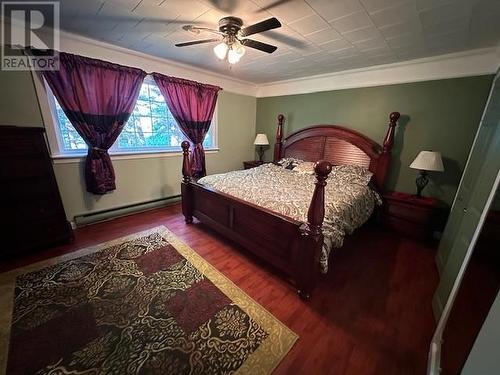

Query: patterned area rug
[0,226,297,374]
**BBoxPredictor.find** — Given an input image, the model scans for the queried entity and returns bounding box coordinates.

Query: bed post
[297,160,333,299]
[181,141,193,224]
[375,111,400,189]
[273,114,285,162]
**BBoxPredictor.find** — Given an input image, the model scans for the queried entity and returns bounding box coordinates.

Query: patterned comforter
[198,163,381,273]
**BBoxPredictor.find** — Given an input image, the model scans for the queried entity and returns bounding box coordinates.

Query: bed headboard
[273,112,400,190]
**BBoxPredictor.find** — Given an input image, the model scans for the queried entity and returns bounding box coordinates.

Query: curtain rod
[22,46,223,90]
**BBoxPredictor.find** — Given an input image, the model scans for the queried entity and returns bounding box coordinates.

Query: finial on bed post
[297,160,332,300]
[181,141,191,183]
[382,112,400,153]
[181,141,193,224]
[376,111,400,189]
[273,114,285,162]
[307,161,333,236]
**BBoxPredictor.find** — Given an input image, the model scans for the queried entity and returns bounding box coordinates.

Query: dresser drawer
[0,158,51,180]
[6,218,71,256]
[13,199,61,222]
[386,202,434,223]
[7,179,55,201]
[0,133,46,157]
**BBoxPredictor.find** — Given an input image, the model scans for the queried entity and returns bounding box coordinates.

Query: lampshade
[409,151,444,172]
[227,48,241,64]
[227,42,245,64]
[213,42,228,60]
[253,133,269,146]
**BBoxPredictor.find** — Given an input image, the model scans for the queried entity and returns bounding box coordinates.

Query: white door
[428,71,500,374]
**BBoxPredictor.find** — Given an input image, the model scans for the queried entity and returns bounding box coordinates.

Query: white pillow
[292,161,315,175]
[277,157,304,170]
[330,165,373,185]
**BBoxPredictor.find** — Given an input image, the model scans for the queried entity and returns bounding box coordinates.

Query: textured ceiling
[59,0,500,83]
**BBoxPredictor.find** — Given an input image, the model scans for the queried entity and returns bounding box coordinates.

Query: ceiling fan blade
[264,30,308,49]
[182,25,222,36]
[79,15,195,25]
[207,0,237,12]
[175,39,220,47]
[240,17,281,37]
[257,0,293,12]
[241,39,277,53]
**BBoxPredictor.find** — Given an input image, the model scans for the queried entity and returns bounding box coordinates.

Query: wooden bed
[180,112,400,299]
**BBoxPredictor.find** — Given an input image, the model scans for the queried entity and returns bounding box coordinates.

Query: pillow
[277,157,304,170]
[292,161,315,175]
[330,165,373,185]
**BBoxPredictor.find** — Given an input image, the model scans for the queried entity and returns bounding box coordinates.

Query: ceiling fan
[175,17,282,64]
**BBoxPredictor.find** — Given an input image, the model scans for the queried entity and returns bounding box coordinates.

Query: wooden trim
[256,48,498,98]
[273,114,285,162]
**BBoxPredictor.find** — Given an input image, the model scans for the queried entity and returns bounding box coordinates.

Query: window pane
[137,84,150,101]
[150,100,167,117]
[116,80,182,151]
[54,101,87,151]
[204,128,214,148]
[148,84,163,102]
[50,78,216,155]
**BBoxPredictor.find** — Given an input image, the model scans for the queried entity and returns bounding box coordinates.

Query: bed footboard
[180,141,332,299]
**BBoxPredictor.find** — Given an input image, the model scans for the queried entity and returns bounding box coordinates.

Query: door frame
[428,169,500,374]
[428,69,500,374]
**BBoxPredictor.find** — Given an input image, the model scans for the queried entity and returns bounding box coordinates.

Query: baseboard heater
[73,195,181,227]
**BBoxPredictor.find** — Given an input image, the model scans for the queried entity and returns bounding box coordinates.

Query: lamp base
[415,170,429,197]
[257,146,265,162]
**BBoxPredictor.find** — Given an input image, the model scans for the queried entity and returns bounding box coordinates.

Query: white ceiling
[59,0,500,83]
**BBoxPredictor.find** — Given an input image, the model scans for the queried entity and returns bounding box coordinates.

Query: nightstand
[243,160,264,169]
[382,191,441,241]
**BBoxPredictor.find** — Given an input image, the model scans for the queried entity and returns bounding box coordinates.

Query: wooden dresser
[0,126,73,258]
[382,191,441,241]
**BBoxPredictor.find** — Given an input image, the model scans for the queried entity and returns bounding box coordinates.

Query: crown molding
[57,30,258,96]
[3,18,258,97]
[4,17,499,98]
[256,47,500,98]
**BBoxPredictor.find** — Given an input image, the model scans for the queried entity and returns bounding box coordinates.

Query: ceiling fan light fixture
[213,42,229,60]
[227,48,241,64]
[233,40,246,57]
[178,16,279,64]
[227,41,246,64]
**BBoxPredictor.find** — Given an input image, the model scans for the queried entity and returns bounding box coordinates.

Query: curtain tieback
[92,146,108,152]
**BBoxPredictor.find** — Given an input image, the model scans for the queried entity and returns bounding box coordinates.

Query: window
[46,76,217,157]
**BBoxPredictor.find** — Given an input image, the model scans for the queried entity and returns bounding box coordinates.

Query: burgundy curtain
[152,73,221,178]
[42,52,146,194]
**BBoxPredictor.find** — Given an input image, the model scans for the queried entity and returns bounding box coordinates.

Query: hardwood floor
[1,204,438,374]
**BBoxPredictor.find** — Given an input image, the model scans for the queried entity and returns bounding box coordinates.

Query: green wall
[0,69,43,126]
[0,68,257,220]
[0,65,493,216]
[256,76,493,206]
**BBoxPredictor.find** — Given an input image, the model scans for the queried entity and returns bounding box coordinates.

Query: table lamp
[409,151,444,197]
[254,133,269,162]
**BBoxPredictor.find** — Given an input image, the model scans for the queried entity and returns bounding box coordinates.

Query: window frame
[38,74,219,161]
